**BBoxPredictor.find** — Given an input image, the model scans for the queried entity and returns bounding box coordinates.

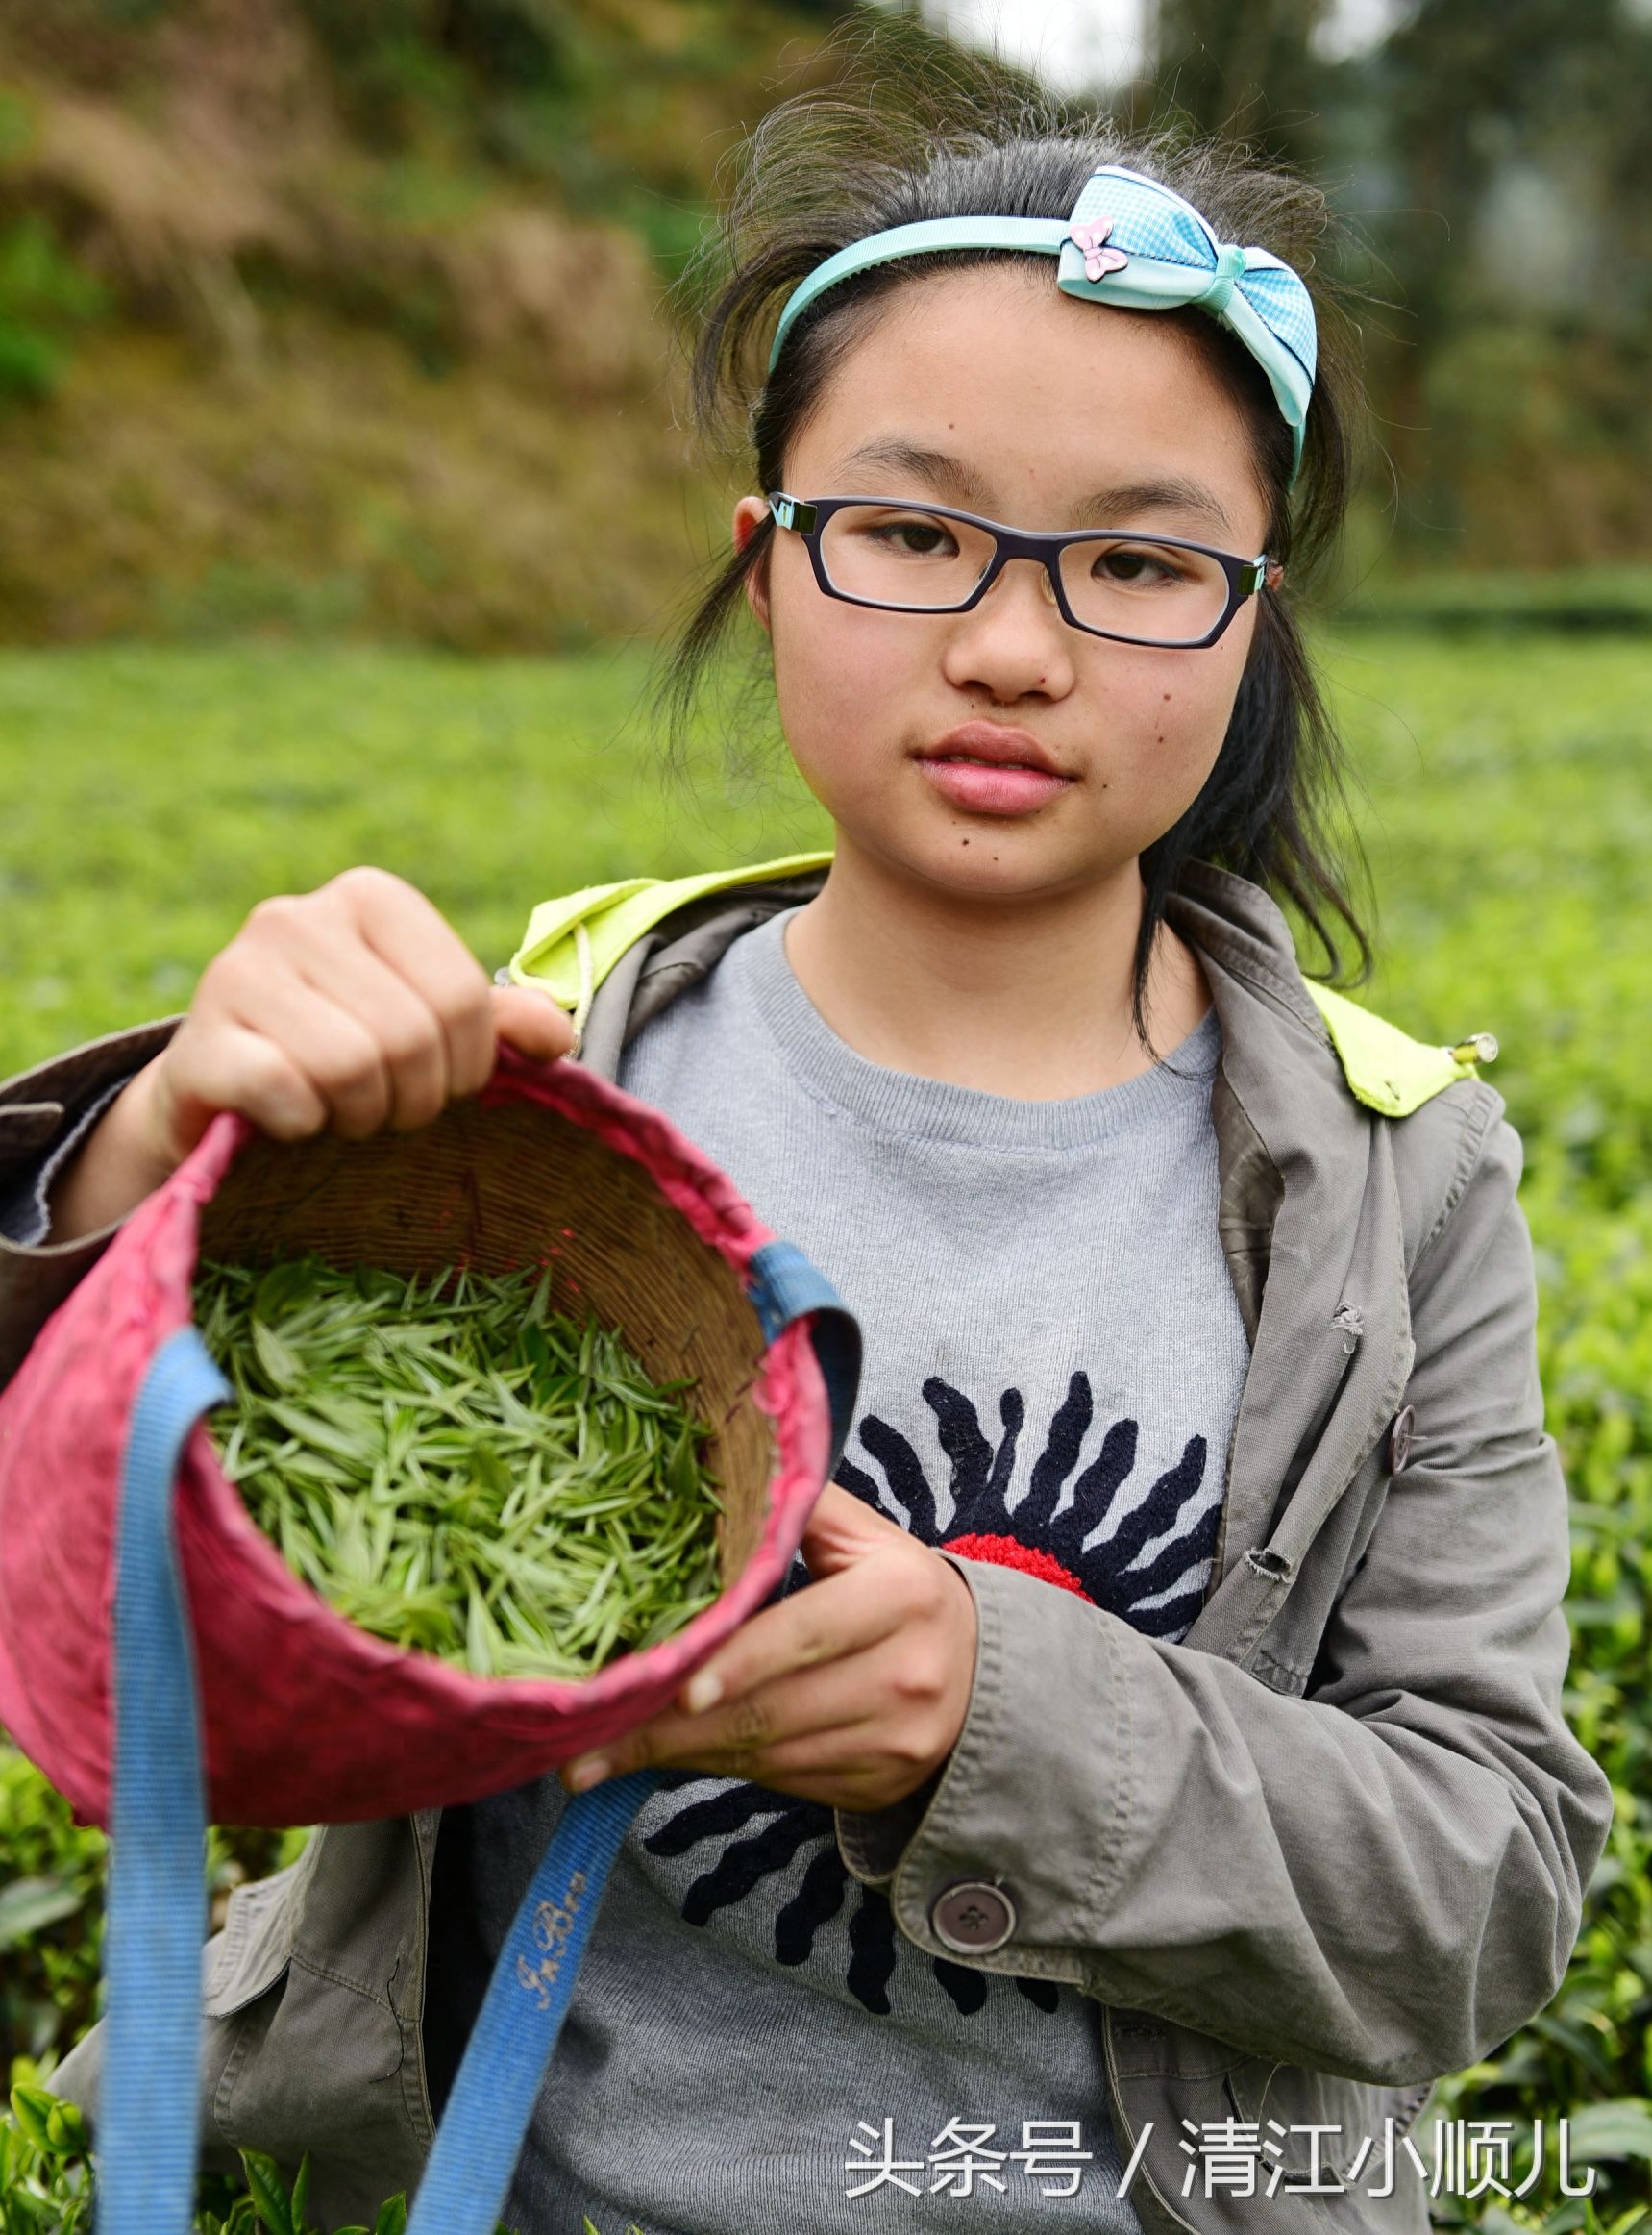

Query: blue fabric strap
[101,1327,229,2235]
[746,1238,862,1479]
[98,1329,665,2235]
[407,1769,662,2235]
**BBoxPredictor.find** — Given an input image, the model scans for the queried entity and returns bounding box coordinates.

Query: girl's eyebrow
[828,438,1234,534]
[831,437,994,508]
[1081,479,1235,535]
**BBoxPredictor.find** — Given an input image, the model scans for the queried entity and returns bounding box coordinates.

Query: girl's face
[735,265,1275,906]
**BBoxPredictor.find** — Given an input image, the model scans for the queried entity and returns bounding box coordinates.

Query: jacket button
[930,1880,1016,1954]
[1388,1404,1417,1475]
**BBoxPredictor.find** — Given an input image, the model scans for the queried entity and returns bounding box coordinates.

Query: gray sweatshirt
[427,906,1251,2235]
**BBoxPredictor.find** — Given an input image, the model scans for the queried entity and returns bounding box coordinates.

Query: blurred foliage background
[1147,0,1652,574]
[1,0,1651,647]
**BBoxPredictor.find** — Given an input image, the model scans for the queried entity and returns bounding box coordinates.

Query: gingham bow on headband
[1054,167,1317,466]
[769,163,1319,480]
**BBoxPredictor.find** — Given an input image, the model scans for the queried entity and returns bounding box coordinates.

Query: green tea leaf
[289,2153,311,2233]
[43,2100,85,2155]
[0,1875,85,1949]
[238,2148,296,2235]
[250,1318,305,1392]
[7,2086,53,2152]
[255,1262,316,1320]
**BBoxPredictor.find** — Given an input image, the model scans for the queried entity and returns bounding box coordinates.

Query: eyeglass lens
[816,503,1233,646]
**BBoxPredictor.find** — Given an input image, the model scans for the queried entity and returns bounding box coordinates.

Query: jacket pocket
[48,1869,305,2186]
[204,1851,311,2018]
[1223,2053,1434,2182]
[210,1949,421,2227]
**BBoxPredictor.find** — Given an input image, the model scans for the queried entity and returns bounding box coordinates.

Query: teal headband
[768,163,1318,483]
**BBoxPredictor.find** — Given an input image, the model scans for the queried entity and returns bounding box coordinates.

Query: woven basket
[0,1047,842,1827]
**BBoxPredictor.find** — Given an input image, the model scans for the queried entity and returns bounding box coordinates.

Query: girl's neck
[782,841,1211,1101]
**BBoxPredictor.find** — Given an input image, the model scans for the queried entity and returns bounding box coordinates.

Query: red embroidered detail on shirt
[942,1530,1089,1598]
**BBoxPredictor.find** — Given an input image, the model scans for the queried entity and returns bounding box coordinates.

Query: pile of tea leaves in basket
[192,1255,724,1680]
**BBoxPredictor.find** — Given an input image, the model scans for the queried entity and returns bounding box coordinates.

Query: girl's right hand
[48,866,575,1242]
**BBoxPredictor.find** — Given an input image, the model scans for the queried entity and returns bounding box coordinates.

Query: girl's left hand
[557,1483,978,1814]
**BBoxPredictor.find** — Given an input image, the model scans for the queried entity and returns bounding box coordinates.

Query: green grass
[0,633,1648,2230]
[0,633,1644,1112]
[1335,568,1652,634]
[1321,633,1652,1211]
[0,642,828,1075]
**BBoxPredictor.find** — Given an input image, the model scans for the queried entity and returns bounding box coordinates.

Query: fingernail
[684,1671,723,1714]
[567,1755,609,1792]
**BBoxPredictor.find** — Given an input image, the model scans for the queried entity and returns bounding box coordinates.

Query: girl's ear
[732,496,773,635]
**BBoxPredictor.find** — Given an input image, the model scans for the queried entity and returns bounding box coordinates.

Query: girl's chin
[842,812,1112,901]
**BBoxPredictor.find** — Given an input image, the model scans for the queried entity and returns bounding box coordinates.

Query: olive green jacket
[3,860,1615,2235]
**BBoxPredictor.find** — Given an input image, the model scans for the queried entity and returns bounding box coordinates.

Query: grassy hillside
[5,5,1651,650]
[0,0,906,647]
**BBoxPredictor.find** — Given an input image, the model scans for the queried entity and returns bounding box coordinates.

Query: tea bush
[1,2080,644,2235]
[1317,634,1652,2211]
[0,633,1647,2227]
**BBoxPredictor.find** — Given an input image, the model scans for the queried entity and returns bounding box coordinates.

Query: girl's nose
[940,555,1075,701]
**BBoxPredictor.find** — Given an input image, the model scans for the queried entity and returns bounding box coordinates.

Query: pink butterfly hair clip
[1070,217,1128,283]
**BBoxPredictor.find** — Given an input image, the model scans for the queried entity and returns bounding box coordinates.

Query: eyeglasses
[766,491,1275,650]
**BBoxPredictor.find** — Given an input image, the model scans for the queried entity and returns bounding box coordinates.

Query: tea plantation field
[0,635,1648,2232]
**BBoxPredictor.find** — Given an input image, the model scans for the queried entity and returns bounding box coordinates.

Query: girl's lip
[916,756,1073,816]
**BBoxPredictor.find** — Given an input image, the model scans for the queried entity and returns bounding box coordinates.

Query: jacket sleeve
[0,1021,179,1386]
[837,1114,1615,2086]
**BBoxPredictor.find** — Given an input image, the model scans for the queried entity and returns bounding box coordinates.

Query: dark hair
[653,32,1373,1030]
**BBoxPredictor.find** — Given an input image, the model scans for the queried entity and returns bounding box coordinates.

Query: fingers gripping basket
[0,1046,859,2235]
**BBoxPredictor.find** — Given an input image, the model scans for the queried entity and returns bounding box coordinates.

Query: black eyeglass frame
[766,491,1274,650]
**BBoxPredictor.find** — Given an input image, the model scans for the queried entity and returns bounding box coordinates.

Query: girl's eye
[1090,543,1186,587]
[859,513,960,559]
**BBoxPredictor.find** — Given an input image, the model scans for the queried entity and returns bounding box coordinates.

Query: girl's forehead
[791,266,1268,534]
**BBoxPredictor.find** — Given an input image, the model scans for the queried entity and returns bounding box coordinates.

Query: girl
[2,51,1613,2235]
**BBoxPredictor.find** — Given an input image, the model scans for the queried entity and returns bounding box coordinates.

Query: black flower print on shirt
[643,1771,1061,2019]
[642,1368,1219,2018]
[838,1369,1217,1639]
